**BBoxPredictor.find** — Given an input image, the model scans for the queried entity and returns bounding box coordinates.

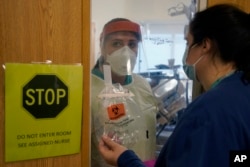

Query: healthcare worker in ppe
[98,4,250,167]
[91,18,158,167]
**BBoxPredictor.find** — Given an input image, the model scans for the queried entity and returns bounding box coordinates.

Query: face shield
[99,19,142,77]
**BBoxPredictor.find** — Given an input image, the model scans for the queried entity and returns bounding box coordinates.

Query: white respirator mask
[106,46,137,76]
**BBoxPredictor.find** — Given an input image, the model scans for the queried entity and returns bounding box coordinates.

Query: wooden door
[208,0,250,12]
[0,0,90,166]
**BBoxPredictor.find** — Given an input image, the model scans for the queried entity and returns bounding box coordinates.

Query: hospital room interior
[0,0,250,166]
[91,0,202,159]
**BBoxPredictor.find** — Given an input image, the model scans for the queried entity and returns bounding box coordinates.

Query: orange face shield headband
[100,20,141,41]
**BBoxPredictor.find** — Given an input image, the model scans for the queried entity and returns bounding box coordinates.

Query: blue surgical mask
[182,44,204,80]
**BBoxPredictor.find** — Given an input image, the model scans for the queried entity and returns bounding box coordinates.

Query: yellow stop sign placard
[23,74,68,118]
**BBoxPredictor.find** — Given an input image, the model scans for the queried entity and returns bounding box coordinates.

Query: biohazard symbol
[107,103,126,120]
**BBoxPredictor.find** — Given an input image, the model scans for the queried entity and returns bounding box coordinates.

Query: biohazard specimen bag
[93,65,145,148]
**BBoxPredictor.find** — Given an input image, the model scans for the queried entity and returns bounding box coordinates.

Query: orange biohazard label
[107,103,126,120]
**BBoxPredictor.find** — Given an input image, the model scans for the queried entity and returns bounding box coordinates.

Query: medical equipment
[140,62,191,154]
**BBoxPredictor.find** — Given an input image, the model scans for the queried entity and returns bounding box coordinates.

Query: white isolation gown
[91,71,157,167]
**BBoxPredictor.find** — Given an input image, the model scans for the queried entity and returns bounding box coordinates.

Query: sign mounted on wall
[4,63,83,162]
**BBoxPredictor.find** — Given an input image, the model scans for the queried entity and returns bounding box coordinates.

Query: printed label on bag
[107,103,126,120]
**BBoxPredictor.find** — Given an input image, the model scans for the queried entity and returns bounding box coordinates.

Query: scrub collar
[210,70,235,89]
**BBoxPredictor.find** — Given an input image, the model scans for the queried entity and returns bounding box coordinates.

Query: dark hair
[189,4,250,83]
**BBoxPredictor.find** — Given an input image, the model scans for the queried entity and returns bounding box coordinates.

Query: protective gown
[91,69,158,167]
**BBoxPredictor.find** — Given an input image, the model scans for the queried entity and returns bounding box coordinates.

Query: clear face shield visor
[98,20,143,76]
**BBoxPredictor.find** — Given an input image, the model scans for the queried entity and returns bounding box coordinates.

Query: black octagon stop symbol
[23,75,68,118]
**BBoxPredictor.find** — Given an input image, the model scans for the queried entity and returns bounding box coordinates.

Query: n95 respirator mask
[106,46,136,76]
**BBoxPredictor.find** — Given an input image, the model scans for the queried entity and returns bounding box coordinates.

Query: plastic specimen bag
[94,65,145,147]
[97,84,145,147]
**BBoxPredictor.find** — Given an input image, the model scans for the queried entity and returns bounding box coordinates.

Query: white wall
[91,0,192,58]
[91,0,206,72]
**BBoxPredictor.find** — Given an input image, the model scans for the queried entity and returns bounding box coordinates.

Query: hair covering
[100,20,142,41]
